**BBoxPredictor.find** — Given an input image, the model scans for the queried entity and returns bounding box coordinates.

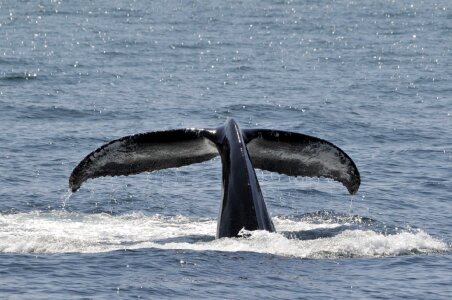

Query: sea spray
[349,195,354,216]
[0,212,447,256]
[61,189,73,209]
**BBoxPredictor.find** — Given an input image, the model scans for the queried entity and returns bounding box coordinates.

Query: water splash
[61,189,73,209]
[0,211,448,257]
[349,195,355,215]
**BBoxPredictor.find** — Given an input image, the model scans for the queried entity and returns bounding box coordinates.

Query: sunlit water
[1,0,451,298]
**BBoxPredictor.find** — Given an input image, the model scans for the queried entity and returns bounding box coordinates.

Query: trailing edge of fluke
[69,118,360,238]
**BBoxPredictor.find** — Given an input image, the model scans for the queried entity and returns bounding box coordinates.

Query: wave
[0,211,448,258]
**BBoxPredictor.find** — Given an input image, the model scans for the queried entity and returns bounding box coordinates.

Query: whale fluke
[243,129,360,194]
[69,129,218,192]
[69,118,360,238]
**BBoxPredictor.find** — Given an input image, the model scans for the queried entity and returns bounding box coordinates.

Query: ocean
[0,0,451,298]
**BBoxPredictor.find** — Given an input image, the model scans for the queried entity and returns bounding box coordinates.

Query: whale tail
[69,121,360,238]
[69,127,359,195]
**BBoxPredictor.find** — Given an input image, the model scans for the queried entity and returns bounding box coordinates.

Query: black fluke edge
[69,118,360,238]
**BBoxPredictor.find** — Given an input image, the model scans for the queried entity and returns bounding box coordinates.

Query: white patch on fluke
[0,212,448,258]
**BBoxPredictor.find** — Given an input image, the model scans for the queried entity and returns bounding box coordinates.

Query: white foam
[0,211,448,258]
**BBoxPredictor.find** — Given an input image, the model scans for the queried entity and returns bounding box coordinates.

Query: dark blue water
[1,0,451,298]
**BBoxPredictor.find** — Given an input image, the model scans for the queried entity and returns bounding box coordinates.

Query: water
[1,0,451,298]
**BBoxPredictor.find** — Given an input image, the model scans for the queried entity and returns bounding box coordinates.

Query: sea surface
[0,0,451,298]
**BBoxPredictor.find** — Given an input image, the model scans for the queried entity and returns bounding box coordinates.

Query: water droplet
[61,189,73,209]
